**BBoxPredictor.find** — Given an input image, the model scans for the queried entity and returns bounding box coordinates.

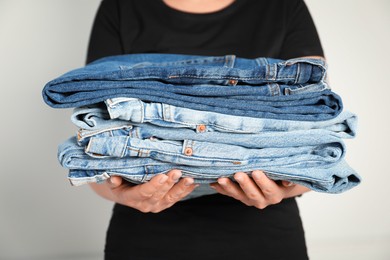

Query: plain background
[0,0,389,259]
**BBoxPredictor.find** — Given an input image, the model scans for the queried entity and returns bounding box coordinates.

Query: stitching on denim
[167,74,296,80]
[139,99,145,123]
[142,166,151,182]
[120,136,129,157]
[121,56,228,68]
[264,170,333,183]
[127,146,150,157]
[154,150,243,163]
[294,63,301,84]
[163,104,172,122]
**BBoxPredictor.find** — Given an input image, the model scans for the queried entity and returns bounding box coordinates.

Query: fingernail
[251,171,260,180]
[172,171,182,182]
[108,177,118,186]
[217,179,226,186]
[184,178,194,186]
[159,175,168,184]
[235,175,243,181]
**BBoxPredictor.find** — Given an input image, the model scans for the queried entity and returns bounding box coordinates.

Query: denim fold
[59,137,360,194]
[42,54,341,121]
[71,98,356,137]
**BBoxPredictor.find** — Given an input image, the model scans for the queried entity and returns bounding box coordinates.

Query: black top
[87,0,323,63]
[86,1,323,259]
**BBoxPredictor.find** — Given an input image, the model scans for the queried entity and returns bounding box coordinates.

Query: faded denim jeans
[59,137,361,194]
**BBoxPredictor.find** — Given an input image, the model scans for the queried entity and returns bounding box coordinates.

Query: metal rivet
[184,147,193,156]
[228,79,238,85]
[197,124,206,132]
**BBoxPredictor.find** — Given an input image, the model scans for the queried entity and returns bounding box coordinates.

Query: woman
[87,0,324,259]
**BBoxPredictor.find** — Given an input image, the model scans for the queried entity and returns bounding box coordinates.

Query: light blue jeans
[72,98,356,137]
[79,128,345,168]
[59,137,361,194]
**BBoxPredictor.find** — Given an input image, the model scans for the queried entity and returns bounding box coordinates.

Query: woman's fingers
[108,170,198,213]
[212,171,289,209]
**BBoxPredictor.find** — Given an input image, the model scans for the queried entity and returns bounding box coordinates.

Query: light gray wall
[0,1,389,259]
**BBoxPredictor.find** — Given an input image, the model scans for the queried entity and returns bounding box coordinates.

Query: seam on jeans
[139,99,145,123]
[120,136,129,157]
[127,146,151,158]
[294,63,301,84]
[142,166,152,182]
[264,170,333,184]
[167,74,296,80]
[147,57,227,67]
[118,57,228,69]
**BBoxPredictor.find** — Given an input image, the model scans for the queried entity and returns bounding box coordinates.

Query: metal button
[197,124,206,132]
[184,147,193,156]
[228,79,238,85]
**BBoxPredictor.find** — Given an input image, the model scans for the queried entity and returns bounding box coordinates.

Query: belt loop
[294,63,302,84]
[224,54,236,68]
[267,63,277,81]
[162,103,172,122]
[255,57,268,66]
[268,83,281,96]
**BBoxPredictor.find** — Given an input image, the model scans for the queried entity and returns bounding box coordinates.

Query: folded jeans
[59,137,360,194]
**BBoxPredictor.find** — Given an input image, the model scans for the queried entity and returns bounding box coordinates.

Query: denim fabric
[77,119,352,148]
[44,81,341,121]
[59,137,361,193]
[42,54,342,121]
[46,54,327,86]
[71,98,356,136]
[83,134,343,168]
[79,125,346,168]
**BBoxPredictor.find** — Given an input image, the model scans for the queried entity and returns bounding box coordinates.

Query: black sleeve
[279,0,324,59]
[86,0,124,64]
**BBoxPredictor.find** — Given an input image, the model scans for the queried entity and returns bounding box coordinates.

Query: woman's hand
[210,170,310,209]
[89,169,198,213]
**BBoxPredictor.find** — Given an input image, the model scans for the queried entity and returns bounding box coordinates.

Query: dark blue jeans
[42,54,342,121]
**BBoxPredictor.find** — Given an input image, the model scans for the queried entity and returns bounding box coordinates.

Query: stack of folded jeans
[42,54,361,193]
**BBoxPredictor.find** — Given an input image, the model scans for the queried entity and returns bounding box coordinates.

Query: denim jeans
[71,98,356,137]
[78,126,346,168]
[76,109,353,144]
[59,137,361,193]
[42,54,342,121]
[47,54,327,86]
